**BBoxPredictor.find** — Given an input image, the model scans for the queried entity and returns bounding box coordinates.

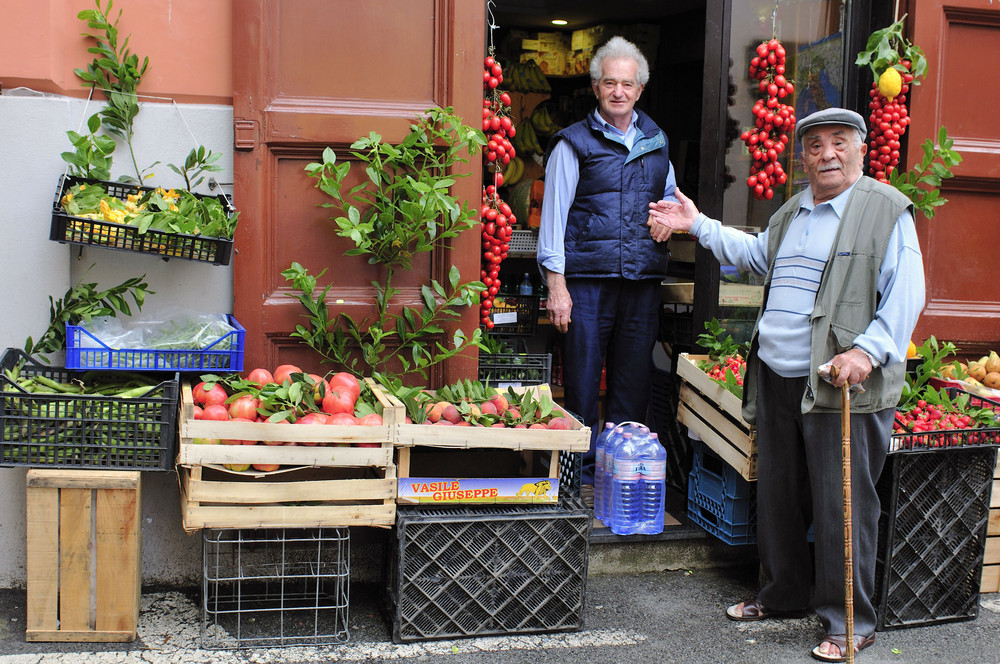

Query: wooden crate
[26,469,141,642]
[982,456,1000,593]
[177,464,395,530]
[676,353,757,481]
[391,385,590,504]
[176,378,401,531]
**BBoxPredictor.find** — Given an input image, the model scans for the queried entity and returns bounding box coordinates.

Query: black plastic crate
[647,367,692,495]
[484,294,540,336]
[478,352,552,387]
[558,450,582,500]
[891,387,1000,452]
[386,499,591,643]
[874,445,998,630]
[659,304,694,349]
[0,348,178,470]
[51,175,235,265]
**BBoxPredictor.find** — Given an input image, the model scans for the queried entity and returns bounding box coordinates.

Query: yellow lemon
[906,340,918,359]
[878,68,902,101]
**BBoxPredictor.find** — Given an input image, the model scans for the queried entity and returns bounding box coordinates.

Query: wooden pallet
[676,353,757,481]
[176,378,400,530]
[26,469,141,642]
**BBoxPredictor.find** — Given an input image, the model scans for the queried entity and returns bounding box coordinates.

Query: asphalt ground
[2,562,1000,664]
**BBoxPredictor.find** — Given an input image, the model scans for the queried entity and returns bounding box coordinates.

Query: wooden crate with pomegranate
[176,378,402,531]
[390,384,590,504]
[676,353,757,481]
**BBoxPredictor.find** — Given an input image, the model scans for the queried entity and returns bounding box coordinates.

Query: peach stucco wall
[1,0,232,103]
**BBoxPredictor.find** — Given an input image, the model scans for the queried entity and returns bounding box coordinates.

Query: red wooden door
[232,0,485,382]
[909,1,1000,351]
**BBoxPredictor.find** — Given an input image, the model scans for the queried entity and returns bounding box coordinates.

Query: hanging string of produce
[479,0,517,330]
[740,6,795,201]
[855,14,961,219]
[855,14,925,184]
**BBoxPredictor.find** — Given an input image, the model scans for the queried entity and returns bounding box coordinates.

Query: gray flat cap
[795,108,867,142]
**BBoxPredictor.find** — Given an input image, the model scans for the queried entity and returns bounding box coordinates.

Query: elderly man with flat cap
[648,107,925,662]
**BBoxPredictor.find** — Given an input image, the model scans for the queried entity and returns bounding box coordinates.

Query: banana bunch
[512,119,544,156]
[506,60,552,93]
[503,156,526,187]
[529,105,562,137]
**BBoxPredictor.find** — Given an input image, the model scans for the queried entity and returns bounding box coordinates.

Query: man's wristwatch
[854,346,880,368]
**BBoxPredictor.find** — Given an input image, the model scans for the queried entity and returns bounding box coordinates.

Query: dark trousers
[755,362,892,638]
[561,277,662,484]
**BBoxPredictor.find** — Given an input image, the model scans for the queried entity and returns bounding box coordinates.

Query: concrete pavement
[2,561,1000,663]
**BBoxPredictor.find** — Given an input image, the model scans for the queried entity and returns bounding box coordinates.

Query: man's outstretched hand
[647,188,701,243]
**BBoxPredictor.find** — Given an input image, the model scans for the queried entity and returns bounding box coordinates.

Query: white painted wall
[0,91,234,587]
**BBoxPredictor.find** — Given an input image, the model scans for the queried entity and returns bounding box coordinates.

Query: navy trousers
[754,362,892,638]
[561,277,662,484]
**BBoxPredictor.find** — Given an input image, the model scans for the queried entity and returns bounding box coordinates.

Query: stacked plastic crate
[686,440,756,545]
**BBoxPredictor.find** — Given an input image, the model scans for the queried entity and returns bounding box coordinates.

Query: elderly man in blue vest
[537,36,677,494]
[648,107,925,662]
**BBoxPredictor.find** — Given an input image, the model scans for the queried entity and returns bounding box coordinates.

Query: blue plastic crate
[688,440,754,524]
[687,440,757,545]
[65,315,245,372]
[686,494,756,545]
[686,440,814,546]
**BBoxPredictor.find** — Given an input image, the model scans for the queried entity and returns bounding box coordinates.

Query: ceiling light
[551,19,568,26]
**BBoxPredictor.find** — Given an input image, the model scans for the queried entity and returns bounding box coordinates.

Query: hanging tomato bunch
[479,51,518,329]
[483,56,517,169]
[479,183,515,329]
[741,38,796,201]
[866,64,913,182]
[856,16,926,184]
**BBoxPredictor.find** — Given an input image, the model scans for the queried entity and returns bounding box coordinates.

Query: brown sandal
[725,598,808,622]
[810,633,876,662]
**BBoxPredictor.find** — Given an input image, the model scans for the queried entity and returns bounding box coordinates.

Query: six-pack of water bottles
[593,421,667,535]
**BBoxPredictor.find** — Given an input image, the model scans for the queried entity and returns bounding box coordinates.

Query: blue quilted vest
[546,110,672,279]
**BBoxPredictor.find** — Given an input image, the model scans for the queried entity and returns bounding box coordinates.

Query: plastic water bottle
[592,422,616,521]
[600,426,627,528]
[637,432,667,534]
[519,273,533,296]
[601,423,643,528]
[611,430,645,535]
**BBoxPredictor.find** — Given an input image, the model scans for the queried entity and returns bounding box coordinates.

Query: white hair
[590,36,650,85]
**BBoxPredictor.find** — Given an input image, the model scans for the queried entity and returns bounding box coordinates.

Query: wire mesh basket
[202,527,350,649]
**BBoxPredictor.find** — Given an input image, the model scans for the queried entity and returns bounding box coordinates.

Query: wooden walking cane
[828,365,855,664]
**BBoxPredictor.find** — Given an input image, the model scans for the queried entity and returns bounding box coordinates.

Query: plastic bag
[81,312,236,351]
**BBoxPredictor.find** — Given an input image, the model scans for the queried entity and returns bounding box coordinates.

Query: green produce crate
[0,349,179,470]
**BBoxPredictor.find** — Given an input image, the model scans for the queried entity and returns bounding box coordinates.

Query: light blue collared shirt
[537,109,677,277]
[690,179,925,373]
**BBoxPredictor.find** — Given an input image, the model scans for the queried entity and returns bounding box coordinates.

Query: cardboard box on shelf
[570,25,600,51]
[521,31,571,76]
